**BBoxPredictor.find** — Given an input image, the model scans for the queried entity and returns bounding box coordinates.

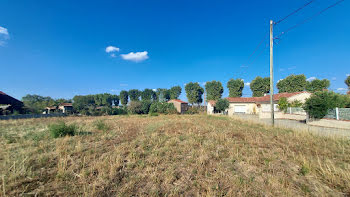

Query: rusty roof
[168,99,188,104]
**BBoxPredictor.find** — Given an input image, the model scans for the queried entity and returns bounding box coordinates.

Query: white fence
[324,108,350,121]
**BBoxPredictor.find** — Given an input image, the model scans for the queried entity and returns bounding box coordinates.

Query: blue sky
[1,0,349,102]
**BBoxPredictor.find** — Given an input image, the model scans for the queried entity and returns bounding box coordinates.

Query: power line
[274,0,345,39]
[274,0,315,25]
[242,32,269,68]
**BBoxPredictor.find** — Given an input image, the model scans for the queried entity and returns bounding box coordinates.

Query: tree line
[17,75,350,115]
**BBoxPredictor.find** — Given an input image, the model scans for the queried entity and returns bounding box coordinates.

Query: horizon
[1,0,349,102]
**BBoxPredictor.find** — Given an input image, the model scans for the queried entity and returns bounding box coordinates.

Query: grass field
[0,115,349,196]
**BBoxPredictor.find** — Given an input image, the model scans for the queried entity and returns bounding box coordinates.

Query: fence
[0,113,67,120]
[324,108,350,121]
[285,107,306,115]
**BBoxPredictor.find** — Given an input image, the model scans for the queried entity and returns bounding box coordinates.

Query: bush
[278,97,288,112]
[185,107,199,114]
[128,101,143,114]
[49,122,76,138]
[149,102,177,114]
[141,100,152,114]
[215,98,229,113]
[303,91,350,119]
[94,120,110,132]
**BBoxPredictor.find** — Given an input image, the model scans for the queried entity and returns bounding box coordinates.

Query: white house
[207,91,312,117]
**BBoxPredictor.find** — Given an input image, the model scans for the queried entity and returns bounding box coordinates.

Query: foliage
[94,120,110,132]
[128,89,141,101]
[184,107,200,114]
[227,79,244,97]
[215,98,229,113]
[141,89,156,101]
[128,101,143,114]
[49,122,76,138]
[119,90,129,106]
[169,86,182,100]
[185,82,204,105]
[73,94,118,114]
[345,76,350,89]
[156,88,170,102]
[250,77,270,97]
[303,91,350,119]
[278,97,289,112]
[205,81,223,101]
[305,79,330,93]
[141,100,152,114]
[277,74,307,93]
[22,94,58,114]
[149,102,177,114]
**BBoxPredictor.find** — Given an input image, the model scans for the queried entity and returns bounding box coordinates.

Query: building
[0,91,23,114]
[58,103,73,113]
[207,91,312,116]
[167,99,189,114]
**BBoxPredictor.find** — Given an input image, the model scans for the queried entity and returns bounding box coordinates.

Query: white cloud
[245,82,251,86]
[307,77,316,82]
[152,89,156,91]
[347,74,350,77]
[277,79,283,83]
[337,88,347,91]
[332,77,337,81]
[288,66,296,70]
[0,26,9,46]
[110,53,116,58]
[120,84,128,87]
[0,26,9,35]
[105,46,120,53]
[121,51,149,62]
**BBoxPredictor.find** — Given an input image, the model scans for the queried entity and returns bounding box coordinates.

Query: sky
[1,0,349,102]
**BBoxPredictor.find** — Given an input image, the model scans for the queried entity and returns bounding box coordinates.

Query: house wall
[227,103,258,115]
[207,103,214,114]
[168,101,188,113]
[287,92,312,103]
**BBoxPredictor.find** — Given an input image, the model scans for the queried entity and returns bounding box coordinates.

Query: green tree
[22,94,57,114]
[156,88,170,102]
[169,86,182,99]
[305,78,330,93]
[141,89,156,101]
[128,101,143,114]
[128,89,141,101]
[345,76,350,90]
[303,91,350,119]
[185,82,204,105]
[227,79,244,97]
[119,90,129,106]
[277,97,289,112]
[277,74,307,93]
[205,81,223,101]
[215,98,229,113]
[250,77,270,97]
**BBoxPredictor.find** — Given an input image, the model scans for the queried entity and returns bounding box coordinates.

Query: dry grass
[0,115,349,196]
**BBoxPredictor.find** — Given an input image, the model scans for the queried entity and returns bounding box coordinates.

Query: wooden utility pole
[270,20,275,126]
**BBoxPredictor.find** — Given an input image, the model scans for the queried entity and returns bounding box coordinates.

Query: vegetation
[22,94,71,114]
[250,76,270,97]
[227,78,244,97]
[128,101,143,114]
[48,122,77,138]
[277,97,303,112]
[185,82,204,105]
[149,102,177,114]
[215,98,229,113]
[141,89,157,101]
[119,90,129,106]
[345,75,350,90]
[277,74,307,93]
[128,89,141,101]
[1,115,349,196]
[156,88,170,102]
[169,86,182,100]
[303,91,350,119]
[205,81,223,101]
[305,78,330,93]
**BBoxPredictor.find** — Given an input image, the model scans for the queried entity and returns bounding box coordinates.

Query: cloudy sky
[1,0,349,101]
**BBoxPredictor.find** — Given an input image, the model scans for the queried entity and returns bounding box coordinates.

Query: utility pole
[270,20,275,126]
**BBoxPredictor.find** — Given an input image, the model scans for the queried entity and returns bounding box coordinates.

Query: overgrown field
[0,115,349,196]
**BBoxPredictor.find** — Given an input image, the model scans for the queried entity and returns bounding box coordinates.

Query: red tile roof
[208,100,217,106]
[59,103,73,107]
[226,91,310,103]
[169,99,188,104]
[0,91,7,96]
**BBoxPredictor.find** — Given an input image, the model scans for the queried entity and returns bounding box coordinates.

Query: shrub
[49,122,76,138]
[149,102,177,114]
[141,100,152,114]
[128,101,143,114]
[94,120,110,132]
[303,91,350,119]
[185,107,199,114]
[278,97,288,112]
[215,98,229,113]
